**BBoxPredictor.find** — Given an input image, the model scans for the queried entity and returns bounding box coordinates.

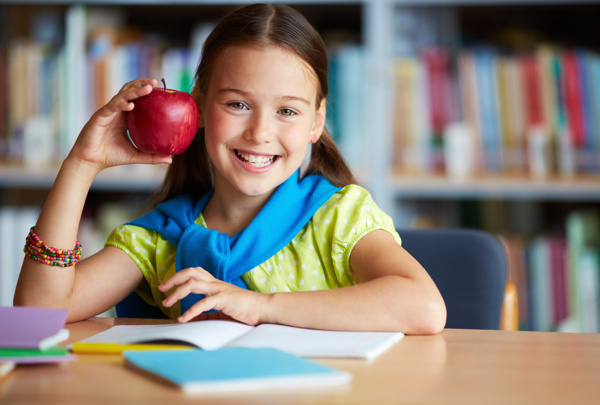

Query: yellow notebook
[71,342,192,354]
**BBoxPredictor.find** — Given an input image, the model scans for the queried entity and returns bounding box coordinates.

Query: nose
[244,111,273,144]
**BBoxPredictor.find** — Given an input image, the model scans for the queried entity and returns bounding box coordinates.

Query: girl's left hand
[158,267,268,325]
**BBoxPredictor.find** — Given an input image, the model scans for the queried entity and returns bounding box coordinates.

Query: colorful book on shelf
[566,210,600,333]
[421,47,452,173]
[562,50,585,151]
[589,54,600,172]
[0,306,69,350]
[74,320,403,361]
[549,235,568,325]
[576,50,599,173]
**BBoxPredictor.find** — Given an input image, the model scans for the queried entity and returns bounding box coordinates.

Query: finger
[131,150,173,166]
[178,296,222,323]
[161,282,196,308]
[120,78,158,92]
[158,267,212,292]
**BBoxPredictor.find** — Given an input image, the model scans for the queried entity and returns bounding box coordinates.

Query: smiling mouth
[235,150,278,168]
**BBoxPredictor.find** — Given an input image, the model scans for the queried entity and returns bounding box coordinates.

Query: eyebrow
[217,88,312,106]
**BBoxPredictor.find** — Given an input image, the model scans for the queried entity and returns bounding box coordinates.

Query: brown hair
[155,3,356,203]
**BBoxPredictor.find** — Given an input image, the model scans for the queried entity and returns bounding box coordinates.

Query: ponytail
[304,128,357,187]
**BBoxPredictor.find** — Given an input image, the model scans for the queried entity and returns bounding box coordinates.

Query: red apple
[126,78,199,155]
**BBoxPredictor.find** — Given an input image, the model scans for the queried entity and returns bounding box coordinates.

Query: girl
[14,4,446,334]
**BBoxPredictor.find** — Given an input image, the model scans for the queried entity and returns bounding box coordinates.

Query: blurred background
[0,1,599,332]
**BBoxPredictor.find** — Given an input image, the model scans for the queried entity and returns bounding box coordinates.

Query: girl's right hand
[68,78,173,173]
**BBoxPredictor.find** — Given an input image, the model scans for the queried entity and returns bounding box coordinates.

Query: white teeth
[236,150,275,167]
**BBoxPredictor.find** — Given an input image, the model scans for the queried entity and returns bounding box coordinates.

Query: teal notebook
[123,348,352,394]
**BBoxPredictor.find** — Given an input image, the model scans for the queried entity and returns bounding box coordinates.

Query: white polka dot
[270,286,276,293]
[336,195,342,199]
[312,286,317,291]
[267,264,273,271]
[289,273,294,279]
[322,205,328,209]
[134,246,140,252]
[301,264,306,270]
[277,265,282,270]
[343,218,348,224]
[325,218,331,224]
[313,225,318,231]
[339,253,344,258]
[132,233,137,239]
[309,244,314,250]
[293,260,298,265]
[260,278,266,283]
[285,287,290,292]
[313,270,318,276]
[299,279,304,286]
[120,227,126,232]
[365,206,371,211]
[156,249,161,254]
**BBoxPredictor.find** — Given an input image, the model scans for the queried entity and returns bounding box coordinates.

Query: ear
[191,80,204,128]
[311,98,327,143]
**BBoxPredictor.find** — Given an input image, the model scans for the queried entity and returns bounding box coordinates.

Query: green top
[105,184,402,319]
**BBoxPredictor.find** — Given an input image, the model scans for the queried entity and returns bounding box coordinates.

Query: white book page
[225,323,404,360]
[78,320,254,350]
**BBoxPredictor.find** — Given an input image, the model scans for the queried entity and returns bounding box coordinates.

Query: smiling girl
[14,4,446,334]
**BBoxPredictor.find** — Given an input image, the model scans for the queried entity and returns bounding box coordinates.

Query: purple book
[0,306,69,350]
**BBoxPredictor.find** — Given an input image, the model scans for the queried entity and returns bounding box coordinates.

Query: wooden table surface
[1,317,599,405]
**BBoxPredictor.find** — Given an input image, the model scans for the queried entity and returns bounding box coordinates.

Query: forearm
[14,156,100,308]
[261,275,446,335]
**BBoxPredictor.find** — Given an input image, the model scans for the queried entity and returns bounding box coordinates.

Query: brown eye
[279,108,297,116]
[230,102,248,110]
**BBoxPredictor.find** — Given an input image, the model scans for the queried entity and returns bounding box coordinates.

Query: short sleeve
[240,184,402,294]
[105,225,180,318]
[313,184,402,278]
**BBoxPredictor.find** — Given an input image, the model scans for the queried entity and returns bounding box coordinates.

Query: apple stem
[161,78,166,91]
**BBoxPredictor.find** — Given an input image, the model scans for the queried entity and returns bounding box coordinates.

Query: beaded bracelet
[23,227,82,267]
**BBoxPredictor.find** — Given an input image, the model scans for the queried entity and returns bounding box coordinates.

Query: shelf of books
[390,3,600,333]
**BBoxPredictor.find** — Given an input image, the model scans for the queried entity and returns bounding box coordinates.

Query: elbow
[419,298,447,335]
[405,296,447,335]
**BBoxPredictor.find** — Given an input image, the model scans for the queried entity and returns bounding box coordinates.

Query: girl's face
[199,44,326,201]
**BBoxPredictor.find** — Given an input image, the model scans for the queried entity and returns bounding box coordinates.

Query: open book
[74,320,403,360]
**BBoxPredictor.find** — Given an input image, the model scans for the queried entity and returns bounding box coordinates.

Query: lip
[231,149,280,173]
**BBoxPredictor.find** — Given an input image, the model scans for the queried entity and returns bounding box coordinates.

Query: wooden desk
[1,318,600,405]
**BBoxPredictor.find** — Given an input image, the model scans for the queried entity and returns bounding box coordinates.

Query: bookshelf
[1,0,599,332]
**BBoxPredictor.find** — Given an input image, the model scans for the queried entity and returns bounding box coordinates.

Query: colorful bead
[23,227,82,268]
